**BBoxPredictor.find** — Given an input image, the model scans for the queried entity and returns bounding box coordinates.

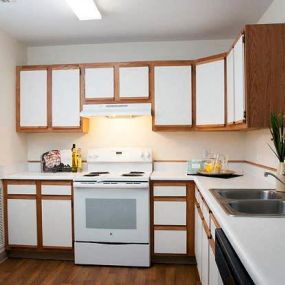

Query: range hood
[80,103,152,118]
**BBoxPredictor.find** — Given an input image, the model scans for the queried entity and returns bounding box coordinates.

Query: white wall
[25,39,248,161]
[0,28,27,171]
[27,117,245,161]
[243,0,285,169]
[27,40,232,65]
[258,0,285,24]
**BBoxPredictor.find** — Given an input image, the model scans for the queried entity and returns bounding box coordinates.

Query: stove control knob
[144,151,151,160]
[140,152,145,159]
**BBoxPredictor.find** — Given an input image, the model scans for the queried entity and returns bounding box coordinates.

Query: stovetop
[74,171,151,182]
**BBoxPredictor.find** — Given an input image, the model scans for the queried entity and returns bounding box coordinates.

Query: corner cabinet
[153,64,193,131]
[16,66,88,133]
[151,181,195,263]
[3,180,73,251]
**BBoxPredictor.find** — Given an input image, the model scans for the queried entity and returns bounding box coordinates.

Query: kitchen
[0,0,284,284]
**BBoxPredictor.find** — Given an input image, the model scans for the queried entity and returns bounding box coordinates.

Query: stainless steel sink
[216,189,281,200]
[210,189,285,217]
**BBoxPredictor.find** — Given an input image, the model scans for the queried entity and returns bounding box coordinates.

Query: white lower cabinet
[209,244,223,285]
[42,199,72,248]
[154,201,186,225]
[195,205,202,277]
[201,223,209,285]
[195,188,222,285]
[7,199,37,246]
[154,230,187,254]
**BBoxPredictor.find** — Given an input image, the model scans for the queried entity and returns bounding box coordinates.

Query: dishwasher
[215,229,254,285]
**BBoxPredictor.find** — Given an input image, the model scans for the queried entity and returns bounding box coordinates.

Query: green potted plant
[269,113,285,191]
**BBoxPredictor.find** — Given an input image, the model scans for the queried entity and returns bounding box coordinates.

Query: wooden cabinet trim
[40,181,72,186]
[195,53,227,65]
[153,197,186,202]
[154,225,186,231]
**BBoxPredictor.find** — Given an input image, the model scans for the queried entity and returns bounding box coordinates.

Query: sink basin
[216,189,281,200]
[227,200,285,216]
[210,188,285,216]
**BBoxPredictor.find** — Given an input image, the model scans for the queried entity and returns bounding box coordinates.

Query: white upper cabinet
[196,59,225,126]
[19,70,47,127]
[52,69,80,127]
[119,66,149,99]
[85,67,114,100]
[227,49,235,124]
[154,66,192,126]
[234,35,245,122]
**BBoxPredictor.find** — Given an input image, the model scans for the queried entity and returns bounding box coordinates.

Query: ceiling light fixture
[65,0,102,21]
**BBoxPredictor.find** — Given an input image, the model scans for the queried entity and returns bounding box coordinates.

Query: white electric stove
[73,147,152,267]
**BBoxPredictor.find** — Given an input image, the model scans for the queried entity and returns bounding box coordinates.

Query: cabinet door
[154,201,186,225]
[195,205,202,278]
[201,224,209,285]
[196,60,225,126]
[154,66,192,126]
[7,199,37,246]
[52,69,80,127]
[19,70,47,127]
[42,199,72,247]
[154,230,187,254]
[119,67,149,99]
[234,35,245,123]
[85,67,114,100]
[209,245,223,285]
[227,49,235,124]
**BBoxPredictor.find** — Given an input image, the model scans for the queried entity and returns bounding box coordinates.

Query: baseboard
[7,250,74,261]
[0,250,7,264]
[151,255,196,265]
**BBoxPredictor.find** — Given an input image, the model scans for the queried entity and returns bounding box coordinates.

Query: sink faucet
[264,172,285,185]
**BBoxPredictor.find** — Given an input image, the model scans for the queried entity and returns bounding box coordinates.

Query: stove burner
[84,171,110,177]
[121,171,144,177]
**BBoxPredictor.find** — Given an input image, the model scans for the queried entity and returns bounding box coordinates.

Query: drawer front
[41,184,72,196]
[195,188,201,204]
[153,185,186,197]
[154,230,187,254]
[154,201,186,225]
[201,199,210,226]
[7,184,36,195]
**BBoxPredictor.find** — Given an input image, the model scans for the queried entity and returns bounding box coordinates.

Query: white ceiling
[0,0,273,46]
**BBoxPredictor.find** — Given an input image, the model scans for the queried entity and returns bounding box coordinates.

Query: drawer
[154,201,186,225]
[201,199,210,226]
[210,214,220,241]
[41,184,72,196]
[154,230,187,254]
[153,185,186,197]
[195,187,201,204]
[7,184,36,195]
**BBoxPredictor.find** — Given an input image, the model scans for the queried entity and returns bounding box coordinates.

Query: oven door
[74,184,149,244]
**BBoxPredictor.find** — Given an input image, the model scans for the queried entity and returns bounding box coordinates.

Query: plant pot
[276,162,285,192]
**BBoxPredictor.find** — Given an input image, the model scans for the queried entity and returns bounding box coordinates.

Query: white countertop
[3,171,77,180]
[151,170,284,285]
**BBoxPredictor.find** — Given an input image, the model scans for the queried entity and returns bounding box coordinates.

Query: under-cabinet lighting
[66,0,102,20]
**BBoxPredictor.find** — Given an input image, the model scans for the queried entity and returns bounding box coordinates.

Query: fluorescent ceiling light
[66,0,102,20]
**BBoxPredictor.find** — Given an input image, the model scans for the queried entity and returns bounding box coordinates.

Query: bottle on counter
[71,144,78,172]
[77,148,83,172]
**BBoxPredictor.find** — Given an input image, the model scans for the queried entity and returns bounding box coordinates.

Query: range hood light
[80,103,152,118]
[66,0,102,20]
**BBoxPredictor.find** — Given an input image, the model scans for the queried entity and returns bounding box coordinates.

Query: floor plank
[0,258,199,285]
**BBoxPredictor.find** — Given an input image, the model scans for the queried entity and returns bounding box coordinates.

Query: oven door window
[86,198,137,229]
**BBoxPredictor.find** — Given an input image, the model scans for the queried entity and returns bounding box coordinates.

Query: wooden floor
[0,258,199,285]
